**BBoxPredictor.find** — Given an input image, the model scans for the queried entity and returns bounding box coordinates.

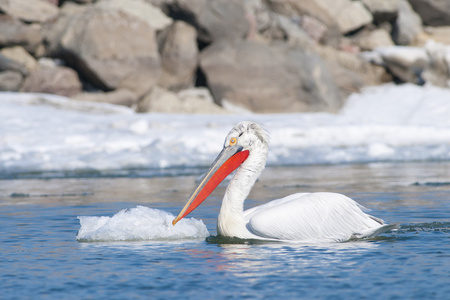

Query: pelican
[173,121,397,242]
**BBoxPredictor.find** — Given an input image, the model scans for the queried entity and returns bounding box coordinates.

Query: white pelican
[173,121,397,242]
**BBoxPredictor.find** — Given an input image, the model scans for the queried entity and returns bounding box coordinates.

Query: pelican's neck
[217,145,268,238]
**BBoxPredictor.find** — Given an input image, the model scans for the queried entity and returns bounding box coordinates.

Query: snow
[76,206,209,242]
[1,84,450,178]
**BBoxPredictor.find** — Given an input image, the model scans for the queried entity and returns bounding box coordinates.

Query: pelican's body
[173,121,396,242]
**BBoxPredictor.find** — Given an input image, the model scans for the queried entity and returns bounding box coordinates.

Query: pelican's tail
[353,222,400,240]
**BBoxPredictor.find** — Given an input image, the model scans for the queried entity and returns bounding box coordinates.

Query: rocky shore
[1,0,449,113]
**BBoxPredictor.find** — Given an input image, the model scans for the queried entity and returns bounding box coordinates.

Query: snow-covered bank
[1,84,450,178]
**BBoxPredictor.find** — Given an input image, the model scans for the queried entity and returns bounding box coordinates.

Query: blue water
[1,162,449,299]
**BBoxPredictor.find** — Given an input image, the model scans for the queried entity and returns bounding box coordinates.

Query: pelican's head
[172,121,269,225]
[222,121,269,155]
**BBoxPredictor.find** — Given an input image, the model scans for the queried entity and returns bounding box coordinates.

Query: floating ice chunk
[76,206,210,242]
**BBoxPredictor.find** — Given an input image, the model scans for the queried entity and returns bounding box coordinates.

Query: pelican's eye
[229,137,237,146]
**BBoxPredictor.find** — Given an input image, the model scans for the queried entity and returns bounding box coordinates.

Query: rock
[54,7,161,98]
[43,0,59,5]
[371,46,429,84]
[243,0,273,40]
[361,0,398,24]
[0,71,23,91]
[0,0,59,23]
[176,87,228,113]
[268,0,373,34]
[421,27,450,46]
[422,40,450,87]
[0,53,24,73]
[408,0,450,26]
[318,45,391,96]
[158,21,198,91]
[301,15,328,43]
[42,3,87,56]
[136,86,227,113]
[0,52,28,75]
[0,46,38,72]
[355,28,394,50]
[70,0,95,3]
[95,0,173,31]
[166,0,249,43]
[200,40,342,113]
[277,15,315,51]
[72,89,139,107]
[21,65,82,97]
[393,0,422,45]
[0,15,43,54]
[331,0,373,34]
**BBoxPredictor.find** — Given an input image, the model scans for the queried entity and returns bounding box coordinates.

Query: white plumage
[173,121,397,242]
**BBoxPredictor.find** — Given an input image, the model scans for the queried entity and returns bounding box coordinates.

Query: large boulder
[158,21,198,91]
[200,40,342,113]
[51,6,161,97]
[0,15,43,54]
[166,0,249,43]
[0,0,59,23]
[408,0,450,26]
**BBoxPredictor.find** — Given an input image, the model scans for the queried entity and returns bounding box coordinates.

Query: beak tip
[172,218,178,226]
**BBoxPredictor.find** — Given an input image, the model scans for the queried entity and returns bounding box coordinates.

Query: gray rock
[0,0,59,23]
[21,65,82,97]
[136,86,227,113]
[355,28,394,51]
[0,15,43,54]
[200,40,342,113]
[72,89,139,107]
[158,21,198,91]
[54,7,161,97]
[371,46,429,84]
[318,45,391,98]
[95,0,173,31]
[420,26,450,46]
[361,0,398,24]
[0,52,28,75]
[0,71,23,91]
[276,15,315,51]
[408,0,450,26]
[393,0,422,45]
[0,46,38,72]
[166,0,249,43]
[268,0,372,34]
[422,40,450,87]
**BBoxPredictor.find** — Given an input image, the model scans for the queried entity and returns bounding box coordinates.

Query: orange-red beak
[172,145,249,225]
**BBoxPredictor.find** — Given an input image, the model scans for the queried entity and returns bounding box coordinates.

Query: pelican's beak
[172,145,249,225]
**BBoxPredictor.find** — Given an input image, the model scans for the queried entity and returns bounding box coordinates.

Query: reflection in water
[214,241,379,278]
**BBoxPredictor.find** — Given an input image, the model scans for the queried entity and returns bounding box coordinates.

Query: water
[1,162,449,299]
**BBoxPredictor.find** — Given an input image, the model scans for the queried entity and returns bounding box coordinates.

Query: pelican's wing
[245,192,389,242]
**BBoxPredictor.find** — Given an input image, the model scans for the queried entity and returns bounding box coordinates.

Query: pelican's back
[245,192,392,242]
